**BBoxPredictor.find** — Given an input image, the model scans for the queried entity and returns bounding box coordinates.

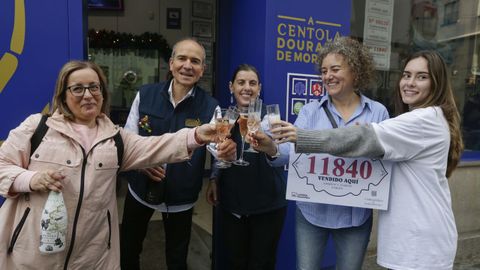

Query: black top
[215,106,287,215]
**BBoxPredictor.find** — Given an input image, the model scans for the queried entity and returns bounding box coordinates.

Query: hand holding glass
[233,107,250,166]
[215,108,238,168]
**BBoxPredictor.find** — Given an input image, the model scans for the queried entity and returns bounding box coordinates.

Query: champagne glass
[233,106,250,166]
[244,97,262,153]
[215,108,233,168]
[266,104,281,131]
[266,104,282,148]
[227,106,240,131]
[215,106,239,168]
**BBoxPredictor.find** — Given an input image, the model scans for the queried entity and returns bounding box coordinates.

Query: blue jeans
[295,207,372,270]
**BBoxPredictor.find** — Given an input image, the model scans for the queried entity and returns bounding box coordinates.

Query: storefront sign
[363,0,394,70]
[286,152,393,210]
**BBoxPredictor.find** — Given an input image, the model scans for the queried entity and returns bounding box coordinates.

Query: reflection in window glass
[351,0,480,151]
[443,1,459,25]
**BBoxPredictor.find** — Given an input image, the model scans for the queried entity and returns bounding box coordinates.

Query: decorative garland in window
[88,29,172,61]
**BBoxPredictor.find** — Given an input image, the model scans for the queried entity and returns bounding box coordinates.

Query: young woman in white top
[255,50,464,269]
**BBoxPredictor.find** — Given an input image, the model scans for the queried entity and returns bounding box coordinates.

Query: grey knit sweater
[296,124,385,158]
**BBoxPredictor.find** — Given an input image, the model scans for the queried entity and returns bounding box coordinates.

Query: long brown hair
[51,60,110,120]
[393,50,463,177]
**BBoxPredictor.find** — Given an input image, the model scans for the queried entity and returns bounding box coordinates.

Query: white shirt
[372,107,457,270]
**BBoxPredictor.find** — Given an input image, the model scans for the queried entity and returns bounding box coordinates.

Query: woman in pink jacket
[0,60,225,269]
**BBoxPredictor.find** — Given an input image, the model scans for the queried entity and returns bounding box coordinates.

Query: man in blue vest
[120,38,219,270]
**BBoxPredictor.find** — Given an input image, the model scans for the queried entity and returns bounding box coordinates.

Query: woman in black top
[207,64,287,270]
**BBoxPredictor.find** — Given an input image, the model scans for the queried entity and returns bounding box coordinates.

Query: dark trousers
[219,206,287,270]
[120,190,193,270]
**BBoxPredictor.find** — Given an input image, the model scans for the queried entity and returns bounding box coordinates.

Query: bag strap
[30,114,49,156]
[29,114,124,169]
[113,131,123,169]
[321,102,338,129]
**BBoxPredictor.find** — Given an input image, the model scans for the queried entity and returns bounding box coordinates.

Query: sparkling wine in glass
[245,113,261,153]
[215,108,233,168]
[266,104,281,130]
[244,97,262,153]
[233,107,249,166]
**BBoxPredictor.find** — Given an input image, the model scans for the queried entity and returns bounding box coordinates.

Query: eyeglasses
[67,84,102,97]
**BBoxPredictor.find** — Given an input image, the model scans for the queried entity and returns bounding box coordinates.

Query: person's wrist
[267,143,280,159]
[194,128,206,145]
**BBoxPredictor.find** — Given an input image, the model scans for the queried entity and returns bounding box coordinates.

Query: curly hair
[317,37,376,92]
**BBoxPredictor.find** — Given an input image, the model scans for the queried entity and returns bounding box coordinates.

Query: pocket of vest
[7,207,31,254]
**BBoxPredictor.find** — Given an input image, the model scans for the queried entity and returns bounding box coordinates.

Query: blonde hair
[51,60,110,121]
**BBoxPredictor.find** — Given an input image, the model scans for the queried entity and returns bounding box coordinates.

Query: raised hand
[195,123,217,144]
[217,139,237,161]
[248,130,278,157]
[270,120,298,144]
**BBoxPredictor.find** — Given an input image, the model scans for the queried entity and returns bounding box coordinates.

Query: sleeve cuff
[187,127,204,151]
[11,171,37,193]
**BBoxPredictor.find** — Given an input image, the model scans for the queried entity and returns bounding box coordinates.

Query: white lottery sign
[286,153,393,210]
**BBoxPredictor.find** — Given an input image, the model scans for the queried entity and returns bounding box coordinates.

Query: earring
[230,92,234,104]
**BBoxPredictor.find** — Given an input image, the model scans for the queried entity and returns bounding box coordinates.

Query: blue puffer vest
[126,80,218,206]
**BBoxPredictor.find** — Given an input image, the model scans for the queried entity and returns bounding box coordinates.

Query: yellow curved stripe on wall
[11,0,26,54]
[0,0,26,93]
[0,53,18,92]
[42,103,50,114]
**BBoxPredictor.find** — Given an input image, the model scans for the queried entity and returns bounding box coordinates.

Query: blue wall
[0,0,86,140]
[0,0,86,206]
[215,0,351,268]
[215,0,267,105]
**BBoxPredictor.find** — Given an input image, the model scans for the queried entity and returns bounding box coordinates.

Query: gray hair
[170,37,206,64]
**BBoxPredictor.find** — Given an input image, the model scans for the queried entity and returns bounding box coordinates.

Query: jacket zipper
[62,136,117,269]
[7,207,31,253]
[107,210,112,249]
[63,148,87,270]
